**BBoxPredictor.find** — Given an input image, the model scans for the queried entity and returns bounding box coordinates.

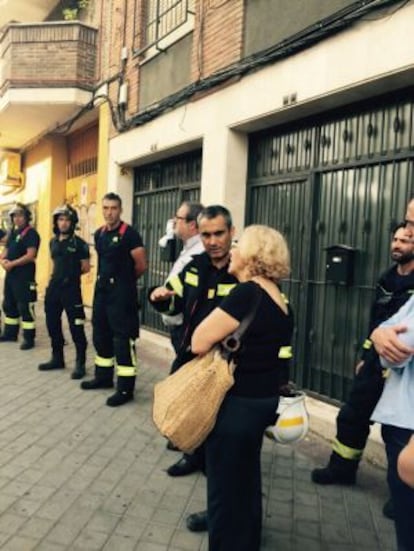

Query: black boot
[186,510,208,532]
[0,334,18,342]
[0,323,19,342]
[80,365,114,390]
[21,328,35,350]
[106,390,133,407]
[106,376,134,407]
[21,339,35,350]
[71,349,86,379]
[311,453,358,485]
[38,350,65,371]
[71,359,86,380]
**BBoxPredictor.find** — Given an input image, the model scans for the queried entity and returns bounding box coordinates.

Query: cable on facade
[123,0,405,131]
[51,0,406,136]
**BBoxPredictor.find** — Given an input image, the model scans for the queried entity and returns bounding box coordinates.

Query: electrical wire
[50,0,407,136]
[124,0,403,131]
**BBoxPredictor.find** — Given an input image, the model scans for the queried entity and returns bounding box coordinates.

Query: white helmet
[265,391,309,444]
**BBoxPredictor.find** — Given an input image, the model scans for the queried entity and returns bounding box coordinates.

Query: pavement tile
[17,517,56,539]
[0,535,39,551]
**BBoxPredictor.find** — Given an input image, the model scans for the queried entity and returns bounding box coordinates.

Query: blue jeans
[382,424,414,551]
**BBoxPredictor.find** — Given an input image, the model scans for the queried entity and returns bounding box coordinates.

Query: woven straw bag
[153,347,235,453]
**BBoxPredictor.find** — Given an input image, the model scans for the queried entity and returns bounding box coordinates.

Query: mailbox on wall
[325,245,356,286]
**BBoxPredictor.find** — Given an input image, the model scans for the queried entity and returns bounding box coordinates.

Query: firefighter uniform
[38,211,90,378]
[312,264,414,484]
[150,251,238,372]
[0,210,40,350]
[81,221,144,406]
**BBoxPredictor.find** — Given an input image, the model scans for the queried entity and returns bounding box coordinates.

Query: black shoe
[167,456,199,477]
[311,465,356,485]
[186,510,208,532]
[80,378,114,390]
[0,335,17,342]
[106,390,133,407]
[166,439,180,451]
[20,340,34,350]
[38,358,65,371]
[382,498,395,520]
[71,364,86,380]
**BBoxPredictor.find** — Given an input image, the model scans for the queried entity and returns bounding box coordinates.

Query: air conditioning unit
[0,152,23,187]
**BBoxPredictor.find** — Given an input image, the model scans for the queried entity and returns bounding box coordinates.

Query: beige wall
[7,138,67,295]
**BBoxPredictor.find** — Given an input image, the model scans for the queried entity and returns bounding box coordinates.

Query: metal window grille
[143,0,195,52]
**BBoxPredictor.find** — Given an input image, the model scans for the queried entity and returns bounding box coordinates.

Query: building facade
[2,0,414,401]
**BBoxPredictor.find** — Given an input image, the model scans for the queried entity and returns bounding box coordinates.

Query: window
[135,0,195,57]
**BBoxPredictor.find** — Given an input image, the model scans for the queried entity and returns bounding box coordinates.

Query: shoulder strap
[19,225,32,239]
[118,222,128,237]
[221,282,262,356]
[99,222,128,238]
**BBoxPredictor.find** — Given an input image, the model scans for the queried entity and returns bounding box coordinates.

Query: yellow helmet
[265,391,309,444]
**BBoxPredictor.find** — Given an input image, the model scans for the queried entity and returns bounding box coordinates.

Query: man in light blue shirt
[370,198,414,551]
[161,201,204,353]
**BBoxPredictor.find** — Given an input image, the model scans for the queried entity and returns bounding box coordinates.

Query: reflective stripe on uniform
[5,317,19,325]
[184,272,198,287]
[95,355,114,367]
[277,416,304,428]
[278,346,292,359]
[332,437,363,460]
[217,283,236,296]
[168,275,184,297]
[116,365,137,377]
[382,368,390,379]
[29,302,36,321]
[129,339,137,366]
[362,339,372,350]
[22,321,35,330]
[74,319,85,325]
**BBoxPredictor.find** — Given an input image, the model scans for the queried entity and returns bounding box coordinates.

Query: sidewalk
[0,314,396,551]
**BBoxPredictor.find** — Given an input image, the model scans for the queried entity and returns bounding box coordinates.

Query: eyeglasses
[174,215,189,222]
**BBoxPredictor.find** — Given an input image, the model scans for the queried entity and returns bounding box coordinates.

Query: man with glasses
[161,201,204,353]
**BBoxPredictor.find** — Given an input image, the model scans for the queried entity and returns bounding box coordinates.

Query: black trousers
[330,354,385,470]
[205,394,278,551]
[44,282,87,356]
[92,281,139,392]
[2,275,37,342]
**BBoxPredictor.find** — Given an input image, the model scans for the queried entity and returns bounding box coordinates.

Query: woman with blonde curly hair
[190,224,294,551]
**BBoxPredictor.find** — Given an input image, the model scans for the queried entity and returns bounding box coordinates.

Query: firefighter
[81,192,147,407]
[38,205,90,379]
[0,203,40,350]
[312,223,414,494]
[149,205,238,487]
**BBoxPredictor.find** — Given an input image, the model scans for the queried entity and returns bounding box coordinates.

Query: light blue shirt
[371,294,414,430]
[161,234,204,327]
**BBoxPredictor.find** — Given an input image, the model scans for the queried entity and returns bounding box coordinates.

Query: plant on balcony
[62,0,90,20]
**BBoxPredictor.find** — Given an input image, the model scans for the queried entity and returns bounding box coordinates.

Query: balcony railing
[0,21,98,97]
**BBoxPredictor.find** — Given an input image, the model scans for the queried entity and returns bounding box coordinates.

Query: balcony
[0,21,98,150]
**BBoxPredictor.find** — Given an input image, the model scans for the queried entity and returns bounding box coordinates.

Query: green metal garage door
[247,91,414,402]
